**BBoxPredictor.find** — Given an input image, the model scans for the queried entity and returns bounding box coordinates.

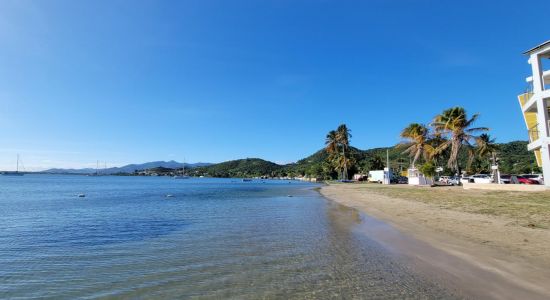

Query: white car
[439,176,460,185]
[439,176,451,184]
[520,174,544,185]
[460,176,472,184]
[472,174,493,184]
[447,176,461,185]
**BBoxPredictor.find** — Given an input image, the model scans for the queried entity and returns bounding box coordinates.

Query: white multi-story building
[518,40,550,187]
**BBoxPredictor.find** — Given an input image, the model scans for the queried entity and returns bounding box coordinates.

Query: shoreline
[319,183,550,300]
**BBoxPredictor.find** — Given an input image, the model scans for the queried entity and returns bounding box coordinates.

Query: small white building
[407,168,432,186]
[518,40,550,187]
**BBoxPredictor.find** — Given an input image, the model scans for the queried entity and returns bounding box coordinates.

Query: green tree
[432,107,488,174]
[363,155,385,172]
[324,125,353,180]
[419,162,436,179]
[336,124,352,180]
[399,123,434,168]
[476,133,498,171]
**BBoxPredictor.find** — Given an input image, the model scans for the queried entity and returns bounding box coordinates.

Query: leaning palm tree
[476,133,497,159]
[431,107,489,173]
[399,123,434,168]
[336,124,352,180]
[428,133,449,167]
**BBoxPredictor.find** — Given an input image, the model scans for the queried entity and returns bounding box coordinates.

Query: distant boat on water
[2,154,24,176]
[174,159,190,179]
[242,178,253,182]
[88,160,106,176]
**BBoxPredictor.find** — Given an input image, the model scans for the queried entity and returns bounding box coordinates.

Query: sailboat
[2,154,24,176]
[174,160,190,179]
[88,160,101,176]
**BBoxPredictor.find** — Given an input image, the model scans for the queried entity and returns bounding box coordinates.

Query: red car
[517,176,539,184]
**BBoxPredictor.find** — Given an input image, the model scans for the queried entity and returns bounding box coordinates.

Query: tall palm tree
[432,107,489,173]
[428,131,448,166]
[336,124,352,180]
[325,130,338,155]
[476,133,498,171]
[325,130,342,179]
[399,123,434,168]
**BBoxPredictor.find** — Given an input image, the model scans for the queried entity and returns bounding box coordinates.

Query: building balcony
[526,121,550,152]
[518,92,534,108]
[526,69,550,86]
[528,124,540,143]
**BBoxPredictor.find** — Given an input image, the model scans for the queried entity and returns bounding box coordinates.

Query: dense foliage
[192,158,283,178]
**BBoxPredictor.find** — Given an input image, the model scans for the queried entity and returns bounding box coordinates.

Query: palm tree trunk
[448,138,461,174]
[342,146,348,180]
[412,146,422,169]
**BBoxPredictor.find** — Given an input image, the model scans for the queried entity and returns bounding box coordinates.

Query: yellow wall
[518,93,541,167]
[518,93,537,129]
[535,149,542,167]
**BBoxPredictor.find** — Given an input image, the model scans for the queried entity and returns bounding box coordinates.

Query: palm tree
[325,130,338,155]
[325,130,342,179]
[432,107,489,174]
[428,133,449,168]
[336,124,352,180]
[476,133,498,160]
[476,133,498,173]
[399,123,434,168]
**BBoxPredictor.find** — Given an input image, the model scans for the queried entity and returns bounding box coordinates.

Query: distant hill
[192,158,283,178]
[43,161,212,174]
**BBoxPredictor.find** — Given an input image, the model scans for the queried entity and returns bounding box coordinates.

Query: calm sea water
[0,175,457,299]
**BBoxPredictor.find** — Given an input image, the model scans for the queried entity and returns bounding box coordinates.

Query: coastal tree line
[315,106,539,180]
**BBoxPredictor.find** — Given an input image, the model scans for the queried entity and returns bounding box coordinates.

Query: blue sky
[1,0,549,170]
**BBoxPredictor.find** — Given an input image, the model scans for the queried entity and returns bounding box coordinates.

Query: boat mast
[16,154,19,173]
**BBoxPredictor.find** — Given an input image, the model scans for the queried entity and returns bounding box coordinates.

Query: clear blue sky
[1,0,549,170]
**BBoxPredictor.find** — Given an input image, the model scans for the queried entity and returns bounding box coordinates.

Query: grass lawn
[340,183,550,229]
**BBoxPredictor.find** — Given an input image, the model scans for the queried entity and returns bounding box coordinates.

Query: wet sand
[320,183,550,300]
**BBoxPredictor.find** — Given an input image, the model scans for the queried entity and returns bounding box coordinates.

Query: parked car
[520,174,544,185]
[448,176,461,186]
[517,176,539,184]
[439,176,450,184]
[500,175,511,184]
[472,174,493,184]
[438,176,460,185]
[460,176,473,184]
[396,176,408,184]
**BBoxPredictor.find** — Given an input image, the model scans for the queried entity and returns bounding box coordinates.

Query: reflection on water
[0,175,457,299]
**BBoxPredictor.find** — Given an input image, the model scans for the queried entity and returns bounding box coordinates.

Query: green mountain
[191,141,538,179]
[192,158,283,178]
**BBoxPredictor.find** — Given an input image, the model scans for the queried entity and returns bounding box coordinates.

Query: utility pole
[383,149,391,184]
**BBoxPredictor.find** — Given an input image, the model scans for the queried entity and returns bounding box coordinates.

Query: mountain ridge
[42,161,212,174]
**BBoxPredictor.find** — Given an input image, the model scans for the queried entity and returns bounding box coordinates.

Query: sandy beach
[320,183,550,299]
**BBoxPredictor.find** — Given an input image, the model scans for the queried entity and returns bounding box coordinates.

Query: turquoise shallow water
[0,175,457,299]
